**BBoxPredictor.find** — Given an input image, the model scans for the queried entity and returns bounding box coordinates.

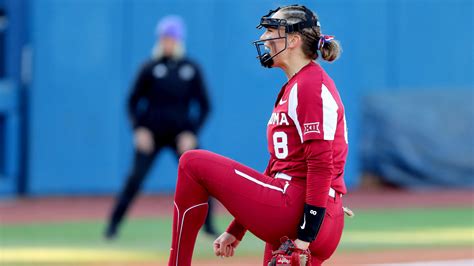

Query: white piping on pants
[234,169,289,194]
[174,202,208,266]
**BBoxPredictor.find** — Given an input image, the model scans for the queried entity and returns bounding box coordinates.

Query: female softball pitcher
[168,4,350,266]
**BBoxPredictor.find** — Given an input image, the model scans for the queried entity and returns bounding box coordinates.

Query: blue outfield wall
[0,80,19,195]
[26,0,473,195]
[0,0,27,196]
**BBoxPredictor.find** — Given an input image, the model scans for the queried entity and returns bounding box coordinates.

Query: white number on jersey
[273,131,288,159]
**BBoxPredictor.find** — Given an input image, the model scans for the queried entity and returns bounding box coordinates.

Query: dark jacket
[128,56,210,137]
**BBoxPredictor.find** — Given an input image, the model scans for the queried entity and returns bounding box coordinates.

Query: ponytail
[318,36,341,62]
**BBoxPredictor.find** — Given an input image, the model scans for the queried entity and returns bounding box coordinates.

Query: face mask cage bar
[252,5,320,68]
[253,36,288,68]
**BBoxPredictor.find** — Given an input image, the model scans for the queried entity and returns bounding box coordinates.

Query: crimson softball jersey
[265,61,348,196]
[168,61,348,265]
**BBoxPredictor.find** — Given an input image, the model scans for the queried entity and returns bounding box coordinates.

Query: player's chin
[272,59,283,68]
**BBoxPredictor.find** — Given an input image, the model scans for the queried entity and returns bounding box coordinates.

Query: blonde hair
[151,41,185,60]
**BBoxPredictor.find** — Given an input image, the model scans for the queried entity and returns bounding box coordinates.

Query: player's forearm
[297,203,326,242]
[304,140,334,207]
[297,140,333,242]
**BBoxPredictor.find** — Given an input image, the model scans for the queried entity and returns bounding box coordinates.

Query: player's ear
[288,34,301,48]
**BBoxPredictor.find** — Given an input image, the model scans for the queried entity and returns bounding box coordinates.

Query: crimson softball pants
[168,150,344,266]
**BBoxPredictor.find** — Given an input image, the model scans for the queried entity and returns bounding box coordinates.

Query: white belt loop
[329,188,342,198]
[283,181,289,194]
[275,172,339,198]
[275,172,292,181]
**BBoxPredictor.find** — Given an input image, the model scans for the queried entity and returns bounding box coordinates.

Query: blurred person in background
[104,15,216,240]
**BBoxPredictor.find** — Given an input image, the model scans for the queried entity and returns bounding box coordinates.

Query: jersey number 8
[273,131,288,159]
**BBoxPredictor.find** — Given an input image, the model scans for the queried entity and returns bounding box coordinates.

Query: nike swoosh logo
[300,214,306,229]
[279,98,288,105]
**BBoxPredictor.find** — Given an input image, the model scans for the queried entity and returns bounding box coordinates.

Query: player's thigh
[180,150,304,243]
[179,150,282,201]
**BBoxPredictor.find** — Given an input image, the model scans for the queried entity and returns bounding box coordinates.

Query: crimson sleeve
[296,139,333,242]
[304,139,334,208]
[226,219,247,241]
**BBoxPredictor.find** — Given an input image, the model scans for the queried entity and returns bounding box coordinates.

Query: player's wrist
[297,204,326,242]
[294,239,310,250]
[226,220,247,241]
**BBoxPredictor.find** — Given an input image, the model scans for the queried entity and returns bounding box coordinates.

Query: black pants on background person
[105,134,217,239]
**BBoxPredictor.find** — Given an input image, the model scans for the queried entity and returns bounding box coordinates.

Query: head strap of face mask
[253,5,320,68]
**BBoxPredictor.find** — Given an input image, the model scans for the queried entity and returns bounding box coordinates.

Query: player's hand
[213,232,240,258]
[134,127,154,154]
[176,131,197,155]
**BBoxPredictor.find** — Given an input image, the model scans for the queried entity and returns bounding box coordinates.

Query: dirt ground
[1,189,473,265]
[1,189,472,224]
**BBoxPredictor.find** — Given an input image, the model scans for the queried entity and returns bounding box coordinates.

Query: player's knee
[179,150,203,171]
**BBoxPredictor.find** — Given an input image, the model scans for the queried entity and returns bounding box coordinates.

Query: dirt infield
[86,248,473,266]
[1,189,472,224]
[1,189,473,265]
[118,248,473,265]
